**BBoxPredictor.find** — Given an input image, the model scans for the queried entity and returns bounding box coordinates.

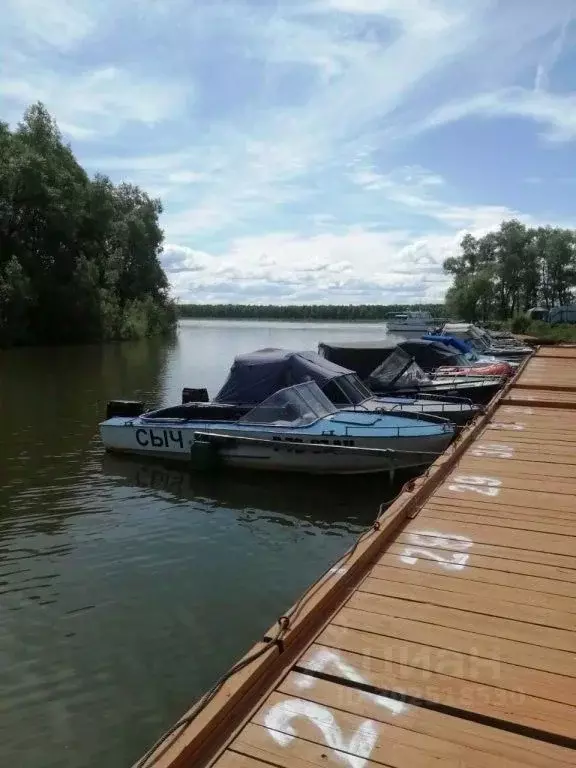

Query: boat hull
[100,421,453,475]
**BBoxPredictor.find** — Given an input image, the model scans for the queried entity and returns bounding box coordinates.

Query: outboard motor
[106,400,144,419]
[182,387,209,404]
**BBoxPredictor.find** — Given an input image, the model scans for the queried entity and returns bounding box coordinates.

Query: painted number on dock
[400,530,473,571]
[471,443,514,458]
[264,648,407,768]
[448,474,502,497]
[135,428,184,449]
[489,422,525,431]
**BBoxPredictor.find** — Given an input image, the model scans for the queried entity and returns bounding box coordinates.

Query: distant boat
[100,381,455,475]
[387,310,435,334]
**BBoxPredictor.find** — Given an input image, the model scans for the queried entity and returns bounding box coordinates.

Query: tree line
[178,303,446,321]
[0,104,175,347]
[444,220,576,322]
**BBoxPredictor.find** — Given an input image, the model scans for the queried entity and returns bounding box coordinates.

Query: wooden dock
[137,348,576,768]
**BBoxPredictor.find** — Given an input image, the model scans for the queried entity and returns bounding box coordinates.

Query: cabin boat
[318,342,505,404]
[100,381,455,475]
[387,310,434,334]
[214,348,481,427]
[441,323,532,361]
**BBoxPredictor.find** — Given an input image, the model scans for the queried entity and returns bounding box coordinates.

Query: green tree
[0,103,175,346]
[443,220,576,321]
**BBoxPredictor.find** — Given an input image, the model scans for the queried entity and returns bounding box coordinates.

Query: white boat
[387,310,434,334]
[100,382,455,475]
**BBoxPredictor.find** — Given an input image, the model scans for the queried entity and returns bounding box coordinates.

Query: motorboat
[441,323,532,361]
[100,381,455,475]
[423,334,520,370]
[387,310,434,334]
[318,342,506,404]
[213,348,481,427]
[397,339,514,377]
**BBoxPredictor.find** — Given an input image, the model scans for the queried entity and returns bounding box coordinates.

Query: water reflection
[101,453,403,530]
[0,320,415,768]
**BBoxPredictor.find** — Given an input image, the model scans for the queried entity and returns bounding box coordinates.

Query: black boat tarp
[318,340,399,379]
[215,348,364,404]
[396,340,464,369]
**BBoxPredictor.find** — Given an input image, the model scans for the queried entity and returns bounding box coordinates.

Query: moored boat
[318,342,506,404]
[214,348,481,427]
[100,381,455,475]
[386,310,434,334]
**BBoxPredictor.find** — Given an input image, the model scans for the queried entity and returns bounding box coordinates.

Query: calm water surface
[0,320,407,768]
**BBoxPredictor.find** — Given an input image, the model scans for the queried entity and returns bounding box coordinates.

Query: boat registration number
[136,428,184,448]
[272,436,355,446]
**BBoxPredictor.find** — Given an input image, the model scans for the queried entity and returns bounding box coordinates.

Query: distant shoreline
[177,303,445,322]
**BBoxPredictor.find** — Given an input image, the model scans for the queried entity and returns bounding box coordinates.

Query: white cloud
[318,0,458,34]
[420,87,576,143]
[4,0,96,50]
[0,66,189,139]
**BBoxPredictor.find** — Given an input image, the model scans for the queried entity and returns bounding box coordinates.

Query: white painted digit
[489,422,525,431]
[264,699,378,768]
[448,474,502,497]
[400,530,473,571]
[401,548,469,570]
[503,407,534,414]
[294,648,406,715]
[470,443,514,458]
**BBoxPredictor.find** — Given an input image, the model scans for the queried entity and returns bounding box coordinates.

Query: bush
[510,315,531,334]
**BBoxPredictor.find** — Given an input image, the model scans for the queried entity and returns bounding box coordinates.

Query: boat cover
[396,340,463,368]
[215,348,354,404]
[423,334,472,354]
[318,340,398,379]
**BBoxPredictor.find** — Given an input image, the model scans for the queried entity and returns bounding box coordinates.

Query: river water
[0,319,407,768]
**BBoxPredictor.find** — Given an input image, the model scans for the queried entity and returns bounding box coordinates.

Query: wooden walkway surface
[139,348,576,768]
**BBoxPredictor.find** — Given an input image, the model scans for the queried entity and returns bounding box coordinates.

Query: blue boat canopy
[215,348,362,404]
[422,334,472,354]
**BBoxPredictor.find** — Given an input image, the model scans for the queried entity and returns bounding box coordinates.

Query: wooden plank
[232,720,389,768]
[394,532,576,570]
[348,591,576,653]
[443,472,576,497]
[385,542,576,583]
[457,456,576,480]
[468,448,576,466]
[250,690,575,768]
[278,675,576,768]
[299,643,575,738]
[376,551,576,595]
[419,509,576,538]
[213,752,271,768]
[433,485,576,514]
[423,496,576,523]
[317,625,576,707]
[332,606,576,678]
[359,577,576,632]
[367,564,576,614]
[404,518,576,557]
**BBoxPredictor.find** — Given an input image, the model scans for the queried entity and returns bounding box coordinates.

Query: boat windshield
[239,381,336,426]
[323,373,372,405]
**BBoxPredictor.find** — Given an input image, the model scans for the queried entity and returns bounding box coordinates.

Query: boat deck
[139,348,576,768]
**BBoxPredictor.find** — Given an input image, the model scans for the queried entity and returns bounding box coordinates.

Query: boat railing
[192,431,448,455]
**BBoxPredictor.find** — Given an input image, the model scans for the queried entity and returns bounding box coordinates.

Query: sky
[2,0,576,305]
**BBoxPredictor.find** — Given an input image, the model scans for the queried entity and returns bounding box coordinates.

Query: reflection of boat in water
[100,453,406,526]
[100,381,455,475]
